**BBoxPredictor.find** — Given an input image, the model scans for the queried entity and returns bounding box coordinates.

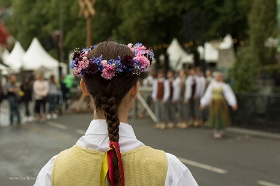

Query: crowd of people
[1,73,70,125]
[142,67,238,138]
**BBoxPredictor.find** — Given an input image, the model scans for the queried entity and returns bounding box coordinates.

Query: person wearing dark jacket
[21,77,33,122]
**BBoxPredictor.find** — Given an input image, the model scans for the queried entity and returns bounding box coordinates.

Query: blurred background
[0,0,280,186]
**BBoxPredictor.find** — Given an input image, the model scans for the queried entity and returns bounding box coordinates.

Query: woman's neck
[93,108,128,123]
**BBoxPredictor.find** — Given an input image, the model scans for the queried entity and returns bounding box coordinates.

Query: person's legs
[154,100,161,128]
[167,100,175,128]
[14,100,21,124]
[8,97,14,125]
[193,99,201,127]
[159,100,166,129]
[41,100,46,122]
[48,95,57,115]
[34,100,40,122]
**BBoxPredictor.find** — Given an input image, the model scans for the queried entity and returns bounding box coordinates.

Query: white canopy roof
[1,48,10,64]
[5,41,25,70]
[197,43,219,63]
[204,42,219,62]
[167,38,194,71]
[22,37,59,70]
[219,34,233,49]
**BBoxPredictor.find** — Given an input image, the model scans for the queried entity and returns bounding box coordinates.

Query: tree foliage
[231,0,277,92]
[1,0,253,66]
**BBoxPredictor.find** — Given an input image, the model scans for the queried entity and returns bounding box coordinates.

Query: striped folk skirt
[208,98,230,129]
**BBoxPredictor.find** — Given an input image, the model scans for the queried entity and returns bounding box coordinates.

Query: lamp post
[76,0,96,112]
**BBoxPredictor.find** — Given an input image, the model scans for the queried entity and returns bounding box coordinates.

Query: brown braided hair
[83,41,139,184]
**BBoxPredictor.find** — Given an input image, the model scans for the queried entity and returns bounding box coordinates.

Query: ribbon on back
[100,142,125,186]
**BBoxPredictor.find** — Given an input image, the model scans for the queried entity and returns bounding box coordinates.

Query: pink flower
[101,65,115,79]
[127,43,135,52]
[134,56,150,70]
[127,43,133,48]
[73,57,90,76]
[101,60,108,66]
[73,68,80,76]
[81,51,88,57]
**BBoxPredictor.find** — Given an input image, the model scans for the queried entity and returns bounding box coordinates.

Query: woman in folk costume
[200,72,238,138]
[34,42,197,186]
[152,70,170,129]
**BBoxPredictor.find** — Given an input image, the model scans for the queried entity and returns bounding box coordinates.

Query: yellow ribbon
[100,149,110,186]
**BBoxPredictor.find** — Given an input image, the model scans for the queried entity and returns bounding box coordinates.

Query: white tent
[5,41,25,70]
[167,38,194,71]
[219,34,233,49]
[22,37,59,70]
[197,43,219,63]
[1,48,10,64]
[204,42,219,62]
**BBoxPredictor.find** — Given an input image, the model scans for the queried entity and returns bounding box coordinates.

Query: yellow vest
[52,145,168,186]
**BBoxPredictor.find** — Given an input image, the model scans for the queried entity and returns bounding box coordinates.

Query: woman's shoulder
[165,152,198,186]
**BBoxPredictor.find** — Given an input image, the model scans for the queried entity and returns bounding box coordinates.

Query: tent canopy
[5,41,25,70]
[197,42,220,63]
[167,38,194,71]
[22,37,59,70]
[219,34,233,49]
[1,48,9,64]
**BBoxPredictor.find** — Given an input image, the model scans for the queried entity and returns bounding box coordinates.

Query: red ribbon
[107,141,125,186]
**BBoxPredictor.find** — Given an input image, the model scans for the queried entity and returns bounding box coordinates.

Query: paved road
[0,111,280,186]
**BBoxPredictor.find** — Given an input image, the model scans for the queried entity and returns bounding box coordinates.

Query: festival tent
[219,34,233,49]
[204,42,219,63]
[0,48,9,64]
[5,41,25,70]
[22,37,59,70]
[197,43,219,63]
[167,38,194,71]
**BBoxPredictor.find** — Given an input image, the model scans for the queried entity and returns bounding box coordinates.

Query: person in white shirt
[184,68,206,127]
[34,42,198,186]
[166,70,176,128]
[33,73,49,122]
[200,72,238,138]
[173,69,188,128]
[152,70,170,129]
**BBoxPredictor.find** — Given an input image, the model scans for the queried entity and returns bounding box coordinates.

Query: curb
[226,127,280,141]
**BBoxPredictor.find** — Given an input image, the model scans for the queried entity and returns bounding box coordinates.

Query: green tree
[231,0,277,92]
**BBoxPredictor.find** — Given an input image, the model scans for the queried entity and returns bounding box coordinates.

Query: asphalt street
[0,110,280,186]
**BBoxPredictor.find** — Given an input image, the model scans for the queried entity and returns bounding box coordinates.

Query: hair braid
[99,82,121,184]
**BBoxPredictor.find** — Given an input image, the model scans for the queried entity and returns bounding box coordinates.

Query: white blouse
[200,81,237,106]
[34,120,198,186]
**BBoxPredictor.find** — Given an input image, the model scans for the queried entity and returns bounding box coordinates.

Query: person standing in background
[59,75,69,112]
[152,70,170,129]
[7,74,21,125]
[21,77,33,122]
[33,73,49,122]
[200,72,238,138]
[175,69,188,128]
[48,75,60,119]
[184,68,197,127]
[195,68,206,126]
[166,70,175,128]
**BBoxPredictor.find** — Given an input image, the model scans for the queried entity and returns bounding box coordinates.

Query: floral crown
[71,43,154,80]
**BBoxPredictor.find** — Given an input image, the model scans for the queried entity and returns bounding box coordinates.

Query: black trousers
[34,99,46,115]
